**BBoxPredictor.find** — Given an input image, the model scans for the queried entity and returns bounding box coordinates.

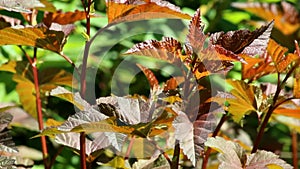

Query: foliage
[0,0,299,169]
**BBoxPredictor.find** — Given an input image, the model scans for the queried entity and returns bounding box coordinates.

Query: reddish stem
[32,48,49,169]
[125,136,135,160]
[291,130,298,169]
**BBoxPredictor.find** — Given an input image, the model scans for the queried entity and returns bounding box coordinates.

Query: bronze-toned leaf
[210,21,274,56]
[136,64,158,89]
[125,37,183,65]
[294,67,300,98]
[43,10,95,27]
[106,0,190,24]
[185,9,242,79]
[232,2,300,35]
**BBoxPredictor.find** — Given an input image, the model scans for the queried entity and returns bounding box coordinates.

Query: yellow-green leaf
[13,75,37,119]
[0,25,66,53]
[226,80,257,123]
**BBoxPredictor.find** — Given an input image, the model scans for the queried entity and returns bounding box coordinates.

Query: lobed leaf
[226,80,257,123]
[210,21,274,56]
[106,0,190,24]
[124,37,183,66]
[205,137,293,169]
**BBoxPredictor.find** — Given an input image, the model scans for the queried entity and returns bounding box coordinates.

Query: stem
[202,114,228,169]
[291,130,298,169]
[32,48,49,169]
[171,140,180,169]
[48,146,64,169]
[79,1,92,169]
[252,61,300,153]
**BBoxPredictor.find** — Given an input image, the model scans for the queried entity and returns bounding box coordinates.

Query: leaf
[124,37,183,66]
[50,86,86,111]
[205,137,293,169]
[71,117,134,134]
[106,0,190,24]
[39,69,76,92]
[43,10,95,27]
[226,80,257,123]
[210,21,274,56]
[267,39,298,73]
[186,9,242,79]
[232,2,300,35]
[96,96,154,125]
[173,111,196,166]
[246,150,293,169]
[136,64,158,89]
[205,136,245,169]
[13,75,37,119]
[0,24,69,53]
[273,100,300,119]
[194,111,217,157]
[131,137,157,158]
[0,0,45,13]
[35,0,56,12]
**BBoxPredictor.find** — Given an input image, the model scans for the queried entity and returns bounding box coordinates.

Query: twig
[125,136,135,160]
[32,47,49,169]
[291,130,298,169]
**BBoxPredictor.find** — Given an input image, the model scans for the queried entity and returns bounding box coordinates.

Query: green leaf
[131,137,156,158]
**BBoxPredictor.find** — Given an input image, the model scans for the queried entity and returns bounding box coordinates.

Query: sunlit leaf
[226,80,257,123]
[205,136,245,169]
[0,0,44,13]
[104,156,128,169]
[35,0,56,12]
[267,39,298,73]
[232,2,300,35]
[273,100,300,119]
[246,150,292,169]
[0,24,70,53]
[106,0,190,24]
[173,111,196,166]
[124,37,183,65]
[71,117,134,134]
[205,136,293,169]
